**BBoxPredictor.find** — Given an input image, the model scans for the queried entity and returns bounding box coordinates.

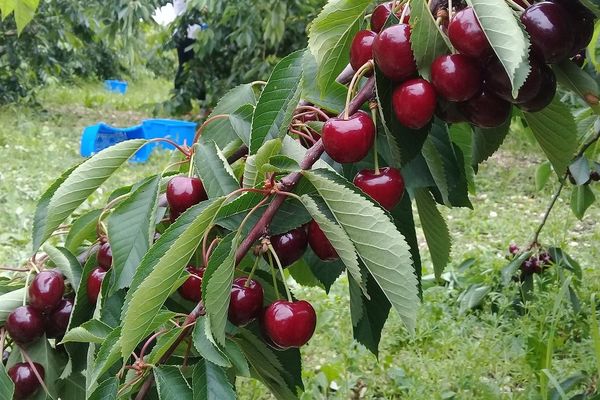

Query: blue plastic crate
[80,123,153,162]
[104,80,128,94]
[142,119,197,149]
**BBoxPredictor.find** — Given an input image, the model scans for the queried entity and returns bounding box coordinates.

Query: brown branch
[226,145,248,164]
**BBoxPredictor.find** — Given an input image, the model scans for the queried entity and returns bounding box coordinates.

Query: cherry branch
[336,64,355,85]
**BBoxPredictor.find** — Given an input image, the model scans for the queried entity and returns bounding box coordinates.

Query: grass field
[1,79,599,399]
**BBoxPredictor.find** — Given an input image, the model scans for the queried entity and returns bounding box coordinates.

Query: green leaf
[308,0,371,93]
[192,316,231,368]
[409,0,451,79]
[523,98,579,175]
[471,118,511,166]
[194,142,239,197]
[554,60,600,114]
[536,161,553,191]
[229,104,254,146]
[33,139,146,252]
[61,319,113,344]
[88,377,117,400]
[86,328,122,393]
[414,189,451,279]
[301,51,346,113]
[448,123,476,193]
[250,51,304,153]
[65,209,101,253]
[243,139,282,188]
[14,0,39,34]
[391,194,422,296]
[43,245,82,291]
[571,185,596,219]
[120,198,226,357]
[569,156,592,186]
[501,251,532,286]
[467,0,530,95]
[302,169,419,333]
[193,361,236,400]
[0,364,15,400]
[155,366,192,400]
[458,283,492,314]
[0,288,25,325]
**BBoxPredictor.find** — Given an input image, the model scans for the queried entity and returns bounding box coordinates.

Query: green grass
[1,79,599,399]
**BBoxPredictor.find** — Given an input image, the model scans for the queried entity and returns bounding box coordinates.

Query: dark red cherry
[392,78,437,129]
[552,0,594,55]
[372,24,417,82]
[436,99,467,123]
[322,111,376,163]
[28,270,65,313]
[509,243,520,255]
[448,7,492,59]
[519,65,556,112]
[485,57,543,104]
[431,54,482,102]
[262,300,317,349]
[371,2,409,33]
[459,89,512,128]
[178,266,205,302]
[45,298,73,339]
[350,30,377,73]
[87,267,107,305]
[6,306,44,345]
[520,2,574,64]
[166,176,208,213]
[8,362,45,400]
[228,277,264,326]
[97,241,112,269]
[353,167,405,210]
[270,227,308,268]
[307,220,338,261]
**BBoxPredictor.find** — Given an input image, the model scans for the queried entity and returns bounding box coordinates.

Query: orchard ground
[1,79,599,399]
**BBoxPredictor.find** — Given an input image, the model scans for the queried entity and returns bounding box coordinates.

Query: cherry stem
[203,237,220,268]
[336,64,355,85]
[448,0,453,22]
[188,152,195,178]
[250,80,267,88]
[267,252,281,299]
[245,256,260,287]
[344,61,374,119]
[182,338,193,367]
[192,114,230,145]
[23,271,32,306]
[19,347,51,398]
[290,127,317,144]
[505,0,525,12]
[399,2,410,21]
[0,266,29,272]
[138,329,167,361]
[146,138,190,157]
[370,103,380,175]
[294,106,330,121]
[267,243,293,302]
[0,328,6,359]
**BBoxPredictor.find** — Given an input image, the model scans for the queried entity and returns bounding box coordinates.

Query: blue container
[104,80,128,94]
[142,119,197,149]
[80,123,153,163]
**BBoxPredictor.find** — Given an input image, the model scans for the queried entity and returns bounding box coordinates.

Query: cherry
[322,111,375,163]
[270,227,308,267]
[28,270,65,313]
[97,241,113,269]
[350,30,377,73]
[459,89,511,128]
[519,65,556,113]
[228,277,264,326]
[307,220,338,261]
[509,243,520,256]
[353,167,405,210]
[8,362,45,400]
[436,99,467,124]
[372,24,417,82]
[431,54,482,102]
[87,267,107,305]
[448,7,492,59]
[45,298,73,339]
[262,300,317,349]
[370,2,409,33]
[6,306,44,345]
[166,176,208,213]
[178,266,205,302]
[392,78,437,129]
[552,0,594,55]
[485,57,543,104]
[520,2,574,64]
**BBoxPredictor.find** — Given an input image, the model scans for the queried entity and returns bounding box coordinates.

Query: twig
[336,64,355,85]
[226,145,249,164]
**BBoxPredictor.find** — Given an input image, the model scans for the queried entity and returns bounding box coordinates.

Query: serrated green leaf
[33,140,146,252]
[471,118,511,166]
[250,51,304,153]
[308,0,371,93]
[224,340,250,377]
[448,123,476,193]
[14,0,38,34]
[569,156,592,186]
[301,46,346,114]
[229,104,254,146]
[302,169,419,333]
[554,60,600,114]
[391,194,422,296]
[0,364,15,400]
[0,288,25,325]
[571,185,596,219]
[415,189,451,279]
[194,142,239,197]
[120,198,226,357]
[86,328,122,394]
[467,0,530,95]
[501,251,532,286]
[65,209,101,253]
[262,155,301,174]
[87,377,117,400]
[43,245,82,291]
[193,360,236,400]
[280,136,333,171]
[536,161,553,191]
[155,366,192,400]
[524,98,579,175]
[0,0,16,19]
[409,0,451,79]
[192,316,231,368]
[243,139,282,188]
[459,283,492,314]
[61,319,112,344]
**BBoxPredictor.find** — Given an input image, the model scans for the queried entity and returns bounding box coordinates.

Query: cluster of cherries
[4,270,72,398]
[509,243,553,278]
[86,237,113,305]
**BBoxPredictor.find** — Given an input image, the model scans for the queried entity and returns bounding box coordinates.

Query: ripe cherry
[520,1,574,64]
[270,227,308,268]
[392,78,437,129]
[262,300,317,349]
[97,241,113,269]
[431,54,482,102]
[8,362,45,400]
[448,7,492,59]
[307,220,338,261]
[322,111,375,163]
[228,277,264,326]
[28,270,65,313]
[87,267,107,305]
[459,89,512,128]
[353,167,405,210]
[166,176,208,213]
[45,298,73,339]
[552,0,594,55]
[436,99,467,123]
[178,266,205,302]
[6,306,44,345]
[371,2,409,33]
[372,24,417,82]
[485,57,543,104]
[350,30,377,73]
[519,65,556,113]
